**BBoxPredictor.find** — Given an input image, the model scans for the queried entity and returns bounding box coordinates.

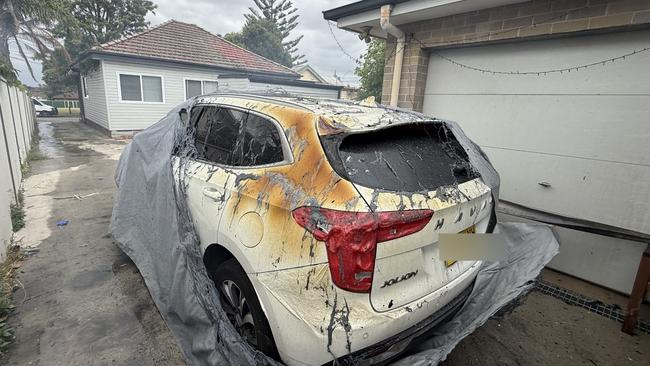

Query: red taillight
[292,207,433,293]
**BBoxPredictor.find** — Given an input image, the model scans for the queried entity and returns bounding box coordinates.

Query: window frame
[183,78,219,100]
[116,72,165,104]
[82,76,89,98]
[190,103,293,169]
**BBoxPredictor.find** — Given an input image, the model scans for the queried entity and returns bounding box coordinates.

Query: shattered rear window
[320,122,480,192]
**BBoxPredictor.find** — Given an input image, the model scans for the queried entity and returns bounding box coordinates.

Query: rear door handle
[202,187,224,201]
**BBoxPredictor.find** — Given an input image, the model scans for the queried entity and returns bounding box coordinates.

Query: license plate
[444,225,476,267]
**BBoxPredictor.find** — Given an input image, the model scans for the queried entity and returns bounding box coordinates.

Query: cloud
[11,39,43,87]
[294,0,366,85]
[146,0,366,85]
[16,0,366,87]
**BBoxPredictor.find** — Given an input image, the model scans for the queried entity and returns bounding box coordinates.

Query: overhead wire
[326,21,362,66]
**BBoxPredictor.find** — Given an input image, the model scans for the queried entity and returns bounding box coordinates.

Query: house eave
[75,50,300,79]
[324,0,528,38]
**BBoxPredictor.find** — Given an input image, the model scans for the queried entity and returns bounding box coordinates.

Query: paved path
[3,118,184,366]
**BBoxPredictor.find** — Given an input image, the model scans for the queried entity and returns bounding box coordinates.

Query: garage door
[423,30,650,234]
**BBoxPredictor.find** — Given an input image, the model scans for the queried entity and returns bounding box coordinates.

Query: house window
[119,73,163,102]
[185,79,219,99]
[82,76,88,98]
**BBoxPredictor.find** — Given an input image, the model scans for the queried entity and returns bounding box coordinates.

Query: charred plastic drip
[319,122,480,192]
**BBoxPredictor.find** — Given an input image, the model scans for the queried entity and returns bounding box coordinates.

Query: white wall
[218,78,251,92]
[499,212,649,300]
[221,77,340,99]
[249,81,339,99]
[422,29,650,296]
[423,30,650,234]
[101,58,341,132]
[102,59,221,131]
[0,79,35,260]
[83,62,109,129]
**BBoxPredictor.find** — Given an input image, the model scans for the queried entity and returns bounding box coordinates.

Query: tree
[0,0,69,83]
[245,0,305,66]
[41,47,77,96]
[355,38,385,102]
[42,0,156,96]
[57,0,156,56]
[224,18,292,68]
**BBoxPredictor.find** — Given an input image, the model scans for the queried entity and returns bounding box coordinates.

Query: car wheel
[213,258,279,359]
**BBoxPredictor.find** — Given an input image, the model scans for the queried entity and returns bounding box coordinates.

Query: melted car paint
[325,292,352,354]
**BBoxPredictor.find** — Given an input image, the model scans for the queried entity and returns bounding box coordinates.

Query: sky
[15,0,366,87]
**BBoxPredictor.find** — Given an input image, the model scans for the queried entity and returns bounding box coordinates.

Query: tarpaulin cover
[109,96,559,366]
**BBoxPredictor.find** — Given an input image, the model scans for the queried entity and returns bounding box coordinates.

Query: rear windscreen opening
[320,122,480,192]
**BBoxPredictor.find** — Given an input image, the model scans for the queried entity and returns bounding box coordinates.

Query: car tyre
[213,258,279,359]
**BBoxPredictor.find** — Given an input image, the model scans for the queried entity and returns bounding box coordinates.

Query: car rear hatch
[319,121,494,311]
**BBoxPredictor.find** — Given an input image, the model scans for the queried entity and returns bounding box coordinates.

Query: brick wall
[383,0,650,111]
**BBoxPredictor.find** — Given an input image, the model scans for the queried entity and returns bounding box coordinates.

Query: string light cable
[327,9,649,76]
[384,10,649,74]
[383,13,569,64]
[412,33,650,75]
[327,21,362,65]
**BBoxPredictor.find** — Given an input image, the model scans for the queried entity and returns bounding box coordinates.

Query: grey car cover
[109,96,559,366]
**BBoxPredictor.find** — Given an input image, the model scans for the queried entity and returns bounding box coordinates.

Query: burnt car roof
[195,93,437,135]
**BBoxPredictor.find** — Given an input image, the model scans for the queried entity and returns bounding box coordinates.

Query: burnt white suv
[176,95,495,365]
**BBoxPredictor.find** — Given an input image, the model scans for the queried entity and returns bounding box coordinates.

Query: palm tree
[0,0,69,81]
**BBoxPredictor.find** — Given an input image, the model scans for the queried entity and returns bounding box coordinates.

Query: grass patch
[0,245,24,356]
[24,148,47,162]
[20,121,43,177]
[9,191,24,233]
[9,206,24,233]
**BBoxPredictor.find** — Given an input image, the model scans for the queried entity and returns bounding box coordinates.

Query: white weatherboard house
[75,20,342,136]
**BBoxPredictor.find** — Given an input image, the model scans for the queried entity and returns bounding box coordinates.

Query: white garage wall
[423,30,650,234]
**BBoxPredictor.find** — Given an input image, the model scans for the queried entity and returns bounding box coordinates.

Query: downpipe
[380,5,406,108]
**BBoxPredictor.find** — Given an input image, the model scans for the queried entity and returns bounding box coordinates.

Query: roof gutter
[380,5,405,107]
[323,0,410,21]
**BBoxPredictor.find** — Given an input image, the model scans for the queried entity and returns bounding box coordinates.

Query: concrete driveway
[4,118,184,365]
[2,117,649,365]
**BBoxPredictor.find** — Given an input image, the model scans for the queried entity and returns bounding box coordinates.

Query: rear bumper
[334,280,474,365]
[252,261,480,366]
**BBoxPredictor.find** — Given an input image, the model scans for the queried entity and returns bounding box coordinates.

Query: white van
[31,98,58,116]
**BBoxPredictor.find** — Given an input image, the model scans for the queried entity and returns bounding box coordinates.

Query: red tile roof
[94,20,297,77]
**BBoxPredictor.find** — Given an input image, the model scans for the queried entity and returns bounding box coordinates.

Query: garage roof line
[323,0,409,21]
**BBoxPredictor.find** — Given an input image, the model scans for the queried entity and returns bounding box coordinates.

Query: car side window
[192,106,285,167]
